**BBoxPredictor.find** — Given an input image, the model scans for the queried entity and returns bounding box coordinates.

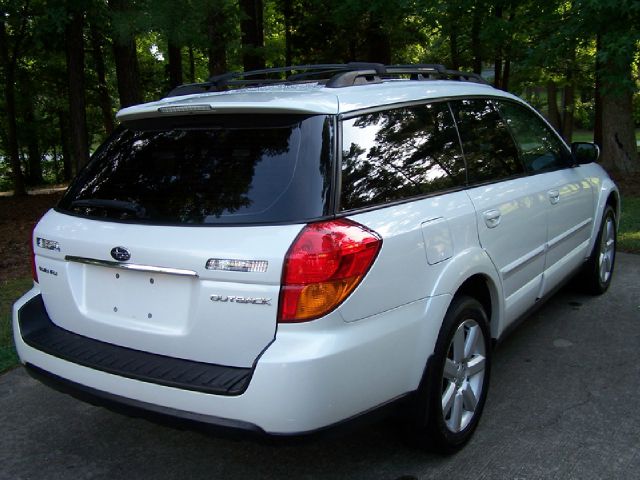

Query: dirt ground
[0,192,63,282]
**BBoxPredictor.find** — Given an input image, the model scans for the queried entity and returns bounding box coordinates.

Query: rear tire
[408,295,491,454]
[579,205,616,295]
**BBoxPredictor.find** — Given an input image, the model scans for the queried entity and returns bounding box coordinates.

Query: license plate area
[84,265,194,333]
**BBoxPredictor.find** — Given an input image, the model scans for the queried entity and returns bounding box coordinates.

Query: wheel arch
[429,248,504,340]
[587,172,620,256]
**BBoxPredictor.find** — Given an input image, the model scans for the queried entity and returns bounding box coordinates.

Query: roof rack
[166,63,489,97]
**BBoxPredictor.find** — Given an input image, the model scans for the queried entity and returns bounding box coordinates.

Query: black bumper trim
[18,295,252,395]
[24,364,265,435]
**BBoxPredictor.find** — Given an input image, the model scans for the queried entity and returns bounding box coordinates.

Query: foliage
[0,0,639,191]
[620,196,640,254]
[0,277,31,372]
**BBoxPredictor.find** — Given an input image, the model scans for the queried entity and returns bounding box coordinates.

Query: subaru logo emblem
[110,246,131,262]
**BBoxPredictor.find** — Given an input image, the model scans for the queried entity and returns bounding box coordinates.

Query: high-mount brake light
[278,219,382,322]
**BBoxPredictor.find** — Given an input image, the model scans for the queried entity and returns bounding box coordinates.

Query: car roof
[116,80,523,122]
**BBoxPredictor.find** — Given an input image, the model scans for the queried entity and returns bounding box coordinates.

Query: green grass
[572,129,640,145]
[0,277,32,373]
[572,130,595,143]
[620,196,640,254]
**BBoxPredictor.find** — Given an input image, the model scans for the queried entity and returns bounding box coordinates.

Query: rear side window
[59,115,333,225]
[495,100,570,172]
[451,99,524,184]
[340,103,465,210]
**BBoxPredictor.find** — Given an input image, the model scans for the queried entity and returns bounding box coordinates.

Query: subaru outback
[13,63,618,452]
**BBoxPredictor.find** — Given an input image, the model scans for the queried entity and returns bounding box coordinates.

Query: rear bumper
[13,287,450,434]
[18,295,252,395]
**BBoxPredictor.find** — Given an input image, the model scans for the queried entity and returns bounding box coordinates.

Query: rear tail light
[278,218,382,322]
[30,229,38,283]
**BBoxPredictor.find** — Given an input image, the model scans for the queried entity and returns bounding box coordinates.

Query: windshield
[58,114,333,225]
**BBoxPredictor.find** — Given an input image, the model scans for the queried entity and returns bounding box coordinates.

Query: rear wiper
[69,199,147,218]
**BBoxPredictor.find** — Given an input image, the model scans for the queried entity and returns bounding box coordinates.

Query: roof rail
[165,63,489,97]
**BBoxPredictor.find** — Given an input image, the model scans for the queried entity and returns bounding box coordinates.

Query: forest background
[1,0,639,195]
[1,0,640,371]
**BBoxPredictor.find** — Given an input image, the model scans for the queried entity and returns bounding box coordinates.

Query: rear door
[452,99,547,325]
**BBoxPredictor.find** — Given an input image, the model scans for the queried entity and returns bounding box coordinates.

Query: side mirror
[571,142,600,165]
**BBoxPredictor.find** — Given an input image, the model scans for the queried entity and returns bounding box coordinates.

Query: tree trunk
[593,33,603,148]
[561,83,574,142]
[449,29,460,71]
[239,0,265,71]
[188,46,195,82]
[58,111,73,181]
[546,81,562,133]
[65,10,90,174]
[0,19,26,196]
[502,57,511,91]
[52,145,61,183]
[168,42,182,89]
[365,12,391,64]
[283,0,292,66]
[207,6,227,77]
[600,56,639,173]
[601,92,638,173]
[493,5,503,88]
[109,0,142,107]
[22,80,43,185]
[89,24,115,135]
[471,2,482,74]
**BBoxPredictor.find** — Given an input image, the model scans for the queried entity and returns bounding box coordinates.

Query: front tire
[580,205,617,295]
[409,295,491,453]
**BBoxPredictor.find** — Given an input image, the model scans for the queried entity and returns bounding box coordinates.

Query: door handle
[548,189,560,205]
[483,209,501,228]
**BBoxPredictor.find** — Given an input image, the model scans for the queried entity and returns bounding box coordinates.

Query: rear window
[58,114,333,225]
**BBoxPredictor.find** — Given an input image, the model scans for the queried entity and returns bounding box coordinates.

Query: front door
[452,98,547,326]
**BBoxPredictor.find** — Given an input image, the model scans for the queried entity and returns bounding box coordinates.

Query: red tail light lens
[278,218,382,322]
[30,230,38,283]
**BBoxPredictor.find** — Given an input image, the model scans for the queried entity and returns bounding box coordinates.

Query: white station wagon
[14,64,618,452]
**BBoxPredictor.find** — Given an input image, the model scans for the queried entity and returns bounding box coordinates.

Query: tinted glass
[452,99,523,184]
[340,103,465,210]
[496,100,569,172]
[59,115,333,224]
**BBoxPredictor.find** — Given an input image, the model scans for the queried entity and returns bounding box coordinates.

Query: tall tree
[471,1,483,74]
[89,23,115,135]
[0,4,29,196]
[207,4,228,76]
[65,8,90,173]
[21,76,43,185]
[109,0,142,107]
[167,42,182,88]
[365,10,391,64]
[593,33,603,147]
[282,0,292,66]
[579,0,639,173]
[239,0,265,71]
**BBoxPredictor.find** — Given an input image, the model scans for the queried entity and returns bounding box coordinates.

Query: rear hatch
[33,113,334,368]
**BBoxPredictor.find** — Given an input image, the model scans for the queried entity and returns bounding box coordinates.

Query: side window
[340,103,465,210]
[496,100,569,173]
[451,98,524,184]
